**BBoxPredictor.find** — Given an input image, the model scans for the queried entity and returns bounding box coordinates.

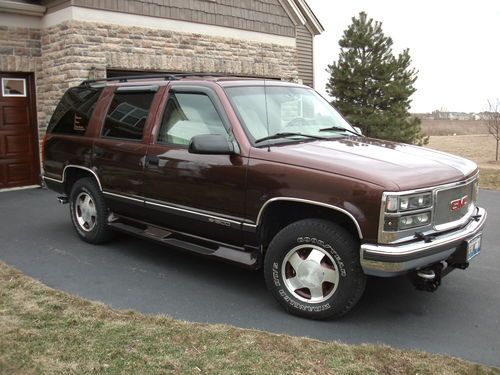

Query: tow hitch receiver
[411,262,447,292]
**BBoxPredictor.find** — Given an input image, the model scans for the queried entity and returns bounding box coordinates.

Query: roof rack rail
[80,72,282,86]
[80,74,178,86]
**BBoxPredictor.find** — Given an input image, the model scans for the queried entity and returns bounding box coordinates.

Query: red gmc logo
[450,195,468,211]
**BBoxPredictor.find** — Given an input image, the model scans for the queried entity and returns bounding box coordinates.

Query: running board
[107,219,259,269]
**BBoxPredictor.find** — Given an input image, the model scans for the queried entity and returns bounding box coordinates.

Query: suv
[42,74,487,319]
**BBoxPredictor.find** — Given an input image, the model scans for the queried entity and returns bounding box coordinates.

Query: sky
[306,0,500,113]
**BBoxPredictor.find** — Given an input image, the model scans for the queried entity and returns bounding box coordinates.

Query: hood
[259,137,478,191]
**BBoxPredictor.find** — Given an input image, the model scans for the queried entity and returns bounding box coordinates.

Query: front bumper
[360,207,487,277]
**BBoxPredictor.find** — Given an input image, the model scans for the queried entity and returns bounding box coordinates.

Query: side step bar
[107,218,260,269]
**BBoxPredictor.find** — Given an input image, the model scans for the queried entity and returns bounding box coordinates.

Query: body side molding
[44,165,103,191]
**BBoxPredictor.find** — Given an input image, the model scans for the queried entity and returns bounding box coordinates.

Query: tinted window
[102,92,155,140]
[158,93,227,146]
[47,87,102,135]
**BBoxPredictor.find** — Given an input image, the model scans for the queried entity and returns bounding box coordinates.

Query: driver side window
[158,92,228,146]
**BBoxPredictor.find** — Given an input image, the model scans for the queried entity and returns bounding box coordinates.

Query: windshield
[225,85,356,144]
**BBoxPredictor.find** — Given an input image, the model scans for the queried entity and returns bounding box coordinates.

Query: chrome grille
[434,179,476,230]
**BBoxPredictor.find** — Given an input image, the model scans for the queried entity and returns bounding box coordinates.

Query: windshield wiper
[254,132,326,144]
[319,126,361,136]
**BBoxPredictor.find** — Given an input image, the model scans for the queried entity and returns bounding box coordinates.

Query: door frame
[0,71,40,188]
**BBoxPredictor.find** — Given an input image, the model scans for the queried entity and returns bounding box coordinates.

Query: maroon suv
[42,74,487,319]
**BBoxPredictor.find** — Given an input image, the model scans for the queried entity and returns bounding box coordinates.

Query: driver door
[141,86,247,246]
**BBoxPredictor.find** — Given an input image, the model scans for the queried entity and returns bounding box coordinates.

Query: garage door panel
[5,134,31,155]
[6,162,33,185]
[2,105,29,127]
[0,165,5,188]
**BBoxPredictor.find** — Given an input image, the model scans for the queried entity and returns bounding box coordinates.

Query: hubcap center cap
[297,260,324,288]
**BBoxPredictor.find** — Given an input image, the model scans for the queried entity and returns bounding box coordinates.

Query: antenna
[263,79,271,152]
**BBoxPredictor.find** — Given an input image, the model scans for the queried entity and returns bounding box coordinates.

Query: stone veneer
[1,21,298,138]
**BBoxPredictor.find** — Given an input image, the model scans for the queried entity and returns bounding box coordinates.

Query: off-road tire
[264,218,366,320]
[69,177,114,244]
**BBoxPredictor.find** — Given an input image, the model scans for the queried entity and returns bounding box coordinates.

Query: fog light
[399,211,432,230]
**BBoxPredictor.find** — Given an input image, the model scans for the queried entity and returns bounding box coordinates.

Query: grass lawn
[0,262,498,374]
[427,135,500,190]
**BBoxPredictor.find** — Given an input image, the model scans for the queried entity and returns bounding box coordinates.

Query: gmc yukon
[42,74,487,319]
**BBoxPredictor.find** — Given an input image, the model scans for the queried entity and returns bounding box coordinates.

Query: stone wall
[36,20,298,135]
[0,25,41,73]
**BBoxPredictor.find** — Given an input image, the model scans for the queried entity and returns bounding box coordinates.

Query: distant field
[427,134,499,189]
[421,119,489,136]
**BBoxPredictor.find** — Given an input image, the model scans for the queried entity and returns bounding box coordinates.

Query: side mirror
[188,134,234,155]
[353,126,363,135]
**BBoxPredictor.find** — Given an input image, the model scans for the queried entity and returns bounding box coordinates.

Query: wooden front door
[0,72,40,189]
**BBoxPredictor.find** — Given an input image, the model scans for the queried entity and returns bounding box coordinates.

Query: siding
[67,0,296,37]
[296,25,313,87]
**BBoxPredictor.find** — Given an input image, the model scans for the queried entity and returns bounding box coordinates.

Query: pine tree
[326,12,428,145]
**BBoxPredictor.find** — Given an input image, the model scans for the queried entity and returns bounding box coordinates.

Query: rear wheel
[69,177,113,244]
[264,219,366,319]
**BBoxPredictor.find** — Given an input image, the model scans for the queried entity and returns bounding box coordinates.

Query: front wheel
[264,219,366,319]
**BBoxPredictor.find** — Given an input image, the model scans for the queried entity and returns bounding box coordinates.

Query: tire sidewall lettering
[296,236,347,277]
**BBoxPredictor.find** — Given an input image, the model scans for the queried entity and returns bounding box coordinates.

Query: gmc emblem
[450,195,468,211]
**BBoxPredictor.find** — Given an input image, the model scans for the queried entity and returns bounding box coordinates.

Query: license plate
[466,235,482,261]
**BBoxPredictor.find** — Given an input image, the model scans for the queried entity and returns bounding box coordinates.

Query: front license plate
[466,235,482,261]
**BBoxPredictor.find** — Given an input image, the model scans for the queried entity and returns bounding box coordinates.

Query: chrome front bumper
[360,207,487,277]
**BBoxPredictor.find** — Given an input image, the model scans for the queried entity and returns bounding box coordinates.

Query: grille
[434,179,476,229]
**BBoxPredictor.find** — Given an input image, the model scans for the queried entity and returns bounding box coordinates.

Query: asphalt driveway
[0,187,498,367]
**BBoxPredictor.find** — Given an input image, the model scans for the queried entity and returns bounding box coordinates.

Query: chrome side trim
[144,200,242,225]
[42,176,61,184]
[103,191,144,203]
[252,197,363,239]
[102,190,243,225]
[43,165,103,191]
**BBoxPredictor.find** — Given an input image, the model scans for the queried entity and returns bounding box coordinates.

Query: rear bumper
[360,207,487,277]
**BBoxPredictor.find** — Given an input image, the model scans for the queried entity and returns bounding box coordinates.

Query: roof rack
[80,72,281,86]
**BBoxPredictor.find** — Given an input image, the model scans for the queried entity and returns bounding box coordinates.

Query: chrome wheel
[75,192,97,232]
[281,244,339,304]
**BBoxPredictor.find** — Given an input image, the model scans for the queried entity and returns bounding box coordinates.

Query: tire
[69,177,114,244]
[264,219,366,320]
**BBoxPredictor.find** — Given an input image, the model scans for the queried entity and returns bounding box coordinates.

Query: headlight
[383,191,433,232]
[385,192,432,212]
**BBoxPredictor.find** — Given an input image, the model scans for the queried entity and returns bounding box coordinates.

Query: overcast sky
[306,0,500,113]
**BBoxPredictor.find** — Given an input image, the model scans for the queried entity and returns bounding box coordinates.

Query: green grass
[0,261,498,375]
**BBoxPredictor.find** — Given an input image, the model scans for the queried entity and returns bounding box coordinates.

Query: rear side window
[102,92,155,141]
[47,87,102,135]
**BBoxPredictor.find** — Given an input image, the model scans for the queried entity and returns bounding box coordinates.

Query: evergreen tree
[326,12,428,145]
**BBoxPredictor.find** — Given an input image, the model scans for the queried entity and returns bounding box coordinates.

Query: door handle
[146,155,159,166]
[94,148,105,158]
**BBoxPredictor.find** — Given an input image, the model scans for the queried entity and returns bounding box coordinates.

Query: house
[0,0,323,189]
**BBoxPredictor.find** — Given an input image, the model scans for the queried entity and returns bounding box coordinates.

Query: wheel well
[259,201,361,249]
[63,168,98,195]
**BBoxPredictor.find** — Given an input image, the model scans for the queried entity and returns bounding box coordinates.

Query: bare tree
[486,99,500,161]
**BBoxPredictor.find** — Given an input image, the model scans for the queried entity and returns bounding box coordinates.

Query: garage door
[0,73,40,189]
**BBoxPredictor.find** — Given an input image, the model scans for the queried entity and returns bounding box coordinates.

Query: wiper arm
[319,126,361,136]
[254,132,326,144]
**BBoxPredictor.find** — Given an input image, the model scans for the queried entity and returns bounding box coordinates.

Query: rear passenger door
[93,85,159,217]
[141,86,247,246]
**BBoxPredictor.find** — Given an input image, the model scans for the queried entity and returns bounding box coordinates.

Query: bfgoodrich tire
[264,219,366,320]
[69,177,114,244]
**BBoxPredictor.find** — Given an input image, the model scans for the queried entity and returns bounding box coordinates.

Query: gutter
[0,0,46,16]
